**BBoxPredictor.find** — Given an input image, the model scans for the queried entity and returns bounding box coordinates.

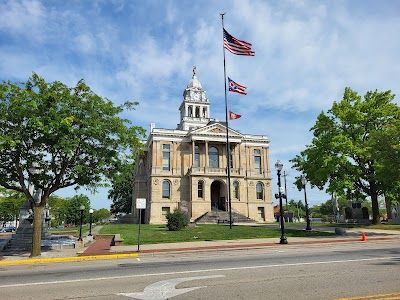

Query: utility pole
[283,171,288,210]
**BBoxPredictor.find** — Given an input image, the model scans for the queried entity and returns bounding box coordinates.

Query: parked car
[4,226,16,232]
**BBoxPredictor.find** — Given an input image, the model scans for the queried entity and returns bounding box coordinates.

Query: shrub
[166,209,189,231]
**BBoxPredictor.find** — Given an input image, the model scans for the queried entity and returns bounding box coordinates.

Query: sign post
[136,198,146,252]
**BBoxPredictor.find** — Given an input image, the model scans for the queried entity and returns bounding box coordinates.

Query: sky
[1,0,399,209]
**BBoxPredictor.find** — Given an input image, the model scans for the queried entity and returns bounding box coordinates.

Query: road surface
[0,240,399,299]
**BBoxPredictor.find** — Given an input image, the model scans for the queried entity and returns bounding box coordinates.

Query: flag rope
[220,13,233,229]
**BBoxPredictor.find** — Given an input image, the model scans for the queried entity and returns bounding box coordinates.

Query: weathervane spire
[192,65,197,78]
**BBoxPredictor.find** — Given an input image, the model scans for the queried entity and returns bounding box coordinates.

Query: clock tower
[177,66,210,131]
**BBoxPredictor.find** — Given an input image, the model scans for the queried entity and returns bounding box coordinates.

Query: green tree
[291,88,400,224]
[93,208,111,223]
[64,195,91,225]
[48,195,68,227]
[371,118,400,215]
[0,74,145,256]
[108,162,134,214]
[287,199,305,218]
[0,188,25,227]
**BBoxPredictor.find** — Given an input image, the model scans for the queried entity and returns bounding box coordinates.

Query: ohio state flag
[229,111,242,120]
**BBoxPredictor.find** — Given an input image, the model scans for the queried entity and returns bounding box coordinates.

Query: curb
[114,236,399,256]
[0,236,397,266]
[0,252,138,266]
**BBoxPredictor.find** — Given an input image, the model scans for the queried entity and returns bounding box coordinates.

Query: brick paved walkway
[80,236,113,256]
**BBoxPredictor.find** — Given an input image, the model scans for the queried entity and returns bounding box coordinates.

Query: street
[1,239,399,299]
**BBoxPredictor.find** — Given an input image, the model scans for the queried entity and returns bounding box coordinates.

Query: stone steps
[195,210,257,224]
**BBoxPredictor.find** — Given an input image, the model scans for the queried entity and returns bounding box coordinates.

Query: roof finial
[192,65,197,78]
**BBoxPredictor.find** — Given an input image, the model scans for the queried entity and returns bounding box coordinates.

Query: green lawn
[49,225,89,235]
[99,224,335,245]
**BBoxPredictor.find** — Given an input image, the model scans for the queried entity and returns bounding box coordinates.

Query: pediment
[189,123,243,138]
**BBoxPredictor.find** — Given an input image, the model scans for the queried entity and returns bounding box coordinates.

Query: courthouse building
[133,68,274,224]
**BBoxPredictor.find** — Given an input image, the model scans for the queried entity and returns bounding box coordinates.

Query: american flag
[229,111,242,120]
[228,77,247,95]
[223,29,255,56]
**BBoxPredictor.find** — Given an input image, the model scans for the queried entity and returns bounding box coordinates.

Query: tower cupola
[178,66,211,131]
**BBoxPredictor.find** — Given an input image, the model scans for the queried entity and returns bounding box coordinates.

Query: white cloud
[74,33,96,53]
[0,0,45,32]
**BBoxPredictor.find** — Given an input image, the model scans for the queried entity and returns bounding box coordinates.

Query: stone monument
[389,203,400,224]
[8,200,51,250]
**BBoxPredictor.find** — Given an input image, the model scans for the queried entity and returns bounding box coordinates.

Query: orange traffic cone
[361,232,367,241]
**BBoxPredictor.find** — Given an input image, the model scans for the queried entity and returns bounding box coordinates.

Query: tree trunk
[371,192,380,225]
[31,205,44,257]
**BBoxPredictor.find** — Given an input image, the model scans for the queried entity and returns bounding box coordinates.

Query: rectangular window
[198,181,204,198]
[162,144,170,171]
[162,207,170,221]
[254,149,262,174]
[194,145,200,167]
[258,207,265,221]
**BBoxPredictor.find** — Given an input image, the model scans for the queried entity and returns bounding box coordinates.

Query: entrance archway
[211,180,226,211]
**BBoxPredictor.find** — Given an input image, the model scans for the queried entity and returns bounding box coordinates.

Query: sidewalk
[1,228,399,265]
[110,234,399,255]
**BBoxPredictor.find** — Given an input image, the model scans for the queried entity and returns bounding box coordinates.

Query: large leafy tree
[371,117,400,215]
[108,162,134,214]
[93,208,111,223]
[0,74,144,256]
[64,194,91,225]
[291,88,400,224]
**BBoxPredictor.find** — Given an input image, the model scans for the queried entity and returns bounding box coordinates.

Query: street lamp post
[301,175,312,231]
[275,160,288,244]
[88,209,94,237]
[78,205,85,241]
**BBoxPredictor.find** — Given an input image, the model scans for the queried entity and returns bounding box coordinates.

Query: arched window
[194,145,200,167]
[162,180,171,199]
[202,107,207,118]
[233,181,239,199]
[195,106,200,118]
[208,146,219,168]
[188,106,193,117]
[256,182,264,200]
[198,180,204,198]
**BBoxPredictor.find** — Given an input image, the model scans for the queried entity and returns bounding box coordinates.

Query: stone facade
[133,68,274,224]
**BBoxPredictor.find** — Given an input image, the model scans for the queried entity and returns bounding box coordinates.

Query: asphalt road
[0,240,399,300]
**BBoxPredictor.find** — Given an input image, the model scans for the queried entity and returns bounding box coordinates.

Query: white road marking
[118,275,224,300]
[0,256,398,289]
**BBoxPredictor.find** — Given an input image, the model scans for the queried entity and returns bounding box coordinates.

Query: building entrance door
[211,180,226,211]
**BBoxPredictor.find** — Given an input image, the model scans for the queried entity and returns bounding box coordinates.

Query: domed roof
[187,75,202,89]
[186,66,203,89]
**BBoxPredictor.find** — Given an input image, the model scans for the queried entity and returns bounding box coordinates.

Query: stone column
[192,140,195,165]
[263,148,268,177]
[221,143,226,169]
[205,141,209,168]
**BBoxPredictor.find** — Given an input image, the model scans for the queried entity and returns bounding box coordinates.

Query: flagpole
[221,13,233,229]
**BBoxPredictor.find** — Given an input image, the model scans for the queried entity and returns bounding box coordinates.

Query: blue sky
[1,0,399,209]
